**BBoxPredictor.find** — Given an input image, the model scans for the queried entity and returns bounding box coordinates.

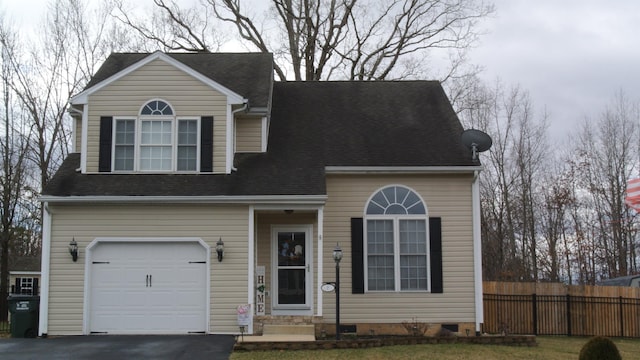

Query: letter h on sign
[256,266,266,315]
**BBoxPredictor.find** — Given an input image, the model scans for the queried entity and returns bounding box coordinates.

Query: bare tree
[572,91,640,280]
[113,0,493,107]
[112,0,226,52]
[5,0,125,190]
[0,17,33,321]
[0,0,129,315]
[536,159,574,282]
[461,81,549,281]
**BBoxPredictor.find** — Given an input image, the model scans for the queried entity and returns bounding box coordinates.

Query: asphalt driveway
[0,335,235,360]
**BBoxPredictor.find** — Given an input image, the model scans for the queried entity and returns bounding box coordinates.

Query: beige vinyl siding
[47,203,249,335]
[323,174,476,324]
[255,212,318,314]
[85,59,229,173]
[235,117,263,152]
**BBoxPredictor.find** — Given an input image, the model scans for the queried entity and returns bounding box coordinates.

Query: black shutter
[33,277,39,296]
[98,116,113,172]
[14,277,21,295]
[429,217,443,293]
[200,116,213,172]
[351,218,364,294]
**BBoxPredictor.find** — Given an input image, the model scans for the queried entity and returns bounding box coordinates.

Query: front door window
[272,226,312,313]
[277,232,306,304]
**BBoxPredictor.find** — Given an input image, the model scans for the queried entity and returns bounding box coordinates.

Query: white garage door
[89,241,207,334]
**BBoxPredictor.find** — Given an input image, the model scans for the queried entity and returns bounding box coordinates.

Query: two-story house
[39,51,484,337]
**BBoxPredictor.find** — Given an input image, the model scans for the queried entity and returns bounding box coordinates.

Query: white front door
[89,241,208,334]
[272,226,313,314]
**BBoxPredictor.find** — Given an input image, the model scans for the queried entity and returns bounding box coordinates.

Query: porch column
[247,205,255,334]
[316,206,324,317]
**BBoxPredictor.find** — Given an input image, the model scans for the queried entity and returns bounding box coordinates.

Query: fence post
[532,293,538,335]
[566,294,572,336]
[619,296,624,337]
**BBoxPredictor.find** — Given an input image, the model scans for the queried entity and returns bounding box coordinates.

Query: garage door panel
[90,241,207,334]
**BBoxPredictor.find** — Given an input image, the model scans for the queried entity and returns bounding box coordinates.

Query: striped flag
[625,178,640,211]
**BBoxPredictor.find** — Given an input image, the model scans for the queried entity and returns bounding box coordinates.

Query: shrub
[401,318,429,336]
[578,336,621,360]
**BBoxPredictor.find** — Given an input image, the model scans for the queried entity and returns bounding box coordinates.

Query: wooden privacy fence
[483,282,640,338]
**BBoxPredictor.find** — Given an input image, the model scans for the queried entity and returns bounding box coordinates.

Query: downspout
[472,170,484,335]
[230,101,248,172]
[39,202,52,337]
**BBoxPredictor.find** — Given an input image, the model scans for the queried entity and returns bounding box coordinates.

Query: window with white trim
[12,277,37,295]
[365,185,429,291]
[112,100,200,172]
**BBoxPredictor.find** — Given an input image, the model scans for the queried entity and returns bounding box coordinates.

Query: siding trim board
[38,203,52,337]
[81,104,88,173]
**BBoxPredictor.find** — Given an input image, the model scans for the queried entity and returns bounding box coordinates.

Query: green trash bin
[7,295,40,338]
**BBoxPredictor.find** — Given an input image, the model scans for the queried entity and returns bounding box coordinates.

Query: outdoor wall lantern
[216,237,225,262]
[69,238,78,262]
[333,243,342,340]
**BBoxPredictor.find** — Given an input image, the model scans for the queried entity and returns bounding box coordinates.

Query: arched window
[112,99,199,172]
[140,100,174,115]
[365,185,429,291]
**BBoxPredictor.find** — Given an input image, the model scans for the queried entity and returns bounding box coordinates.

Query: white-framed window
[12,277,37,295]
[177,119,198,171]
[365,185,429,292]
[19,277,34,294]
[112,99,200,172]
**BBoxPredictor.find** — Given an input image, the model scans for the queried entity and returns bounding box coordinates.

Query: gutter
[325,166,483,174]
[38,194,328,205]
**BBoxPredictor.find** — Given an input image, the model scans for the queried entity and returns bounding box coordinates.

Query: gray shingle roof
[269,81,472,167]
[84,52,273,108]
[9,255,41,272]
[45,55,476,198]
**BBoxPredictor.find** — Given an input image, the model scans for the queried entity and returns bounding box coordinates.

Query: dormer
[69,51,273,174]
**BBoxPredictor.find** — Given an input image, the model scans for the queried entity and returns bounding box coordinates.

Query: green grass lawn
[230,336,640,360]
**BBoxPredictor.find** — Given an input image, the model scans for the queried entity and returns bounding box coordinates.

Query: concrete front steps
[237,324,316,343]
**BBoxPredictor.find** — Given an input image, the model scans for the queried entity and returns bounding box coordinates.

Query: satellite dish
[461,129,492,161]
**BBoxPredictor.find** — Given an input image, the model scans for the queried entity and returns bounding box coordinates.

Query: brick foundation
[234,335,538,351]
[316,322,477,338]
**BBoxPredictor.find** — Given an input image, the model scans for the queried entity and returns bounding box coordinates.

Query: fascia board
[324,166,484,174]
[39,195,328,205]
[70,51,245,105]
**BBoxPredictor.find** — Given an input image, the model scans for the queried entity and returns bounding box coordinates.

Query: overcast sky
[3,0,640,142]
[470,0,640,141]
